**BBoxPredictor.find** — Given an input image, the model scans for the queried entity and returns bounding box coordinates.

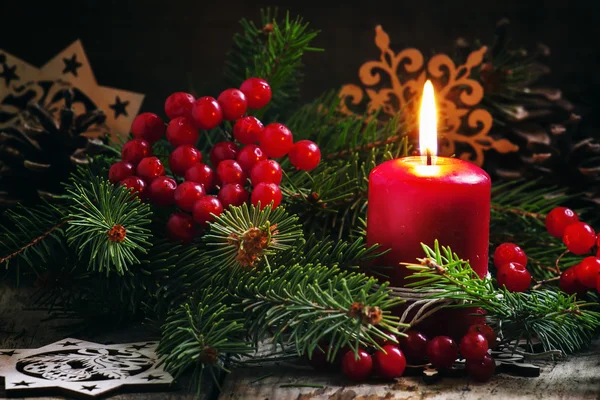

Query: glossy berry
[460,332,489,361]
[169,145,202,176]
[191,96,223,130]
[373,345,406,379]
[236,145,267,172]
[563,222,596,255]
[217,88,248,121]
[559,267,587,295]
[467,324,497,349]
[174,181,205,212]
[218,184,248,209]
[465,354,496,382]
[109,161,135,184]
[210,141,239,168]
[497,262,531,292]
[251,182,282,209]
[136,157,165,183]
[375,333,398,347]
[120,176,146,199]
[398,330,429,364]
[192,196,223,226]
[250,160,282,186]
[574,256,600,288]
[233,116,264,145]
[260,123,294,158]
[341,349,373,381]
[217,160,246,185]
[148,176,177,206]
[166,212,196,243]
[165,92,195,120]
[288,140,321,171]
[166,117,199,147]
[239,77,272,109]
[131,112,164,144]
[185,163,215,192]
[493,243,527,269]
[545,207,579,238]
[121,139,151,165]
[426,336,458,369]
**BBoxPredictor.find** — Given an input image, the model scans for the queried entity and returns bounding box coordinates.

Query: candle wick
[426,149,432,166]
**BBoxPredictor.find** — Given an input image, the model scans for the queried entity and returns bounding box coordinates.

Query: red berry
[174,181,205,212]
[192,195,224,226]
[166,212,196,243]
[574,256,600,288]
[467,324,497,349]
[375,333,398,347]
[131,112,164,144]
[563,222,596,255]
[460,332,489,361]
[341,349,373,381]
[465,354,496,382]
[251,182,282,209]
[493,243,527,269]
[560,267,587,295]
[250,159,282,186]
[166,117,199,147]
[121,139,152,165]
[217,160,246,185]
[233,116,264,145]
[288,140,321,171]
[426,336,458,369]
[165,92,195,120]
[236,145,267,172]
[260,123,294,158]
[148,176,177,206]
[210,141,239,168]
[398,330,429,364]
[185,163,215,192]
[136,156,165,183]
[120,176,146,199]
[191,96,223,130]
[373,345,406,379]
[545,207,579,238]
[218,184,248,209]
[217,88,248,121]
[109,161,135,184]
[497,262,531,292]
[239,77,272,109]
[169,145,202,176]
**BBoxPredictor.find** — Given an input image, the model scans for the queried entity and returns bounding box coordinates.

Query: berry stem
[0,219,69,264]
[531,276,560,290]
[554,249,569,275]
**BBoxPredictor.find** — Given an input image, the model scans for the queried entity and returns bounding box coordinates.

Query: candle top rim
[371,156,490,183]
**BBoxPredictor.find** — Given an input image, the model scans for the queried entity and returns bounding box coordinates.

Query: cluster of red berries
[107,77,321,243]
[492,206,600,295]
[309,323,498,383]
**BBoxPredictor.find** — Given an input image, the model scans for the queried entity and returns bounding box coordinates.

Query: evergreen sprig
[404,241,600,354]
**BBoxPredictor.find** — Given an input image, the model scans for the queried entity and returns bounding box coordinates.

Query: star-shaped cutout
[12,380,33,387]
[0,63,19,87]
[81,384,98,391]
[0,350,18,356]
[109,96,130,119]
[62,53,83,76]
[59,341,81,347]
[142,374,163,381]
[128,343,150,350]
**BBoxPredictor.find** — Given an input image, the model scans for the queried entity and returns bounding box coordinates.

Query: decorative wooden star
[0,338,174,398]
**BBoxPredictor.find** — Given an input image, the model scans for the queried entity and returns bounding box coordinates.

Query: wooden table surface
[1,284,599,400]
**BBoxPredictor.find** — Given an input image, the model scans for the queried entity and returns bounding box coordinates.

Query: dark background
[1,0,599,118]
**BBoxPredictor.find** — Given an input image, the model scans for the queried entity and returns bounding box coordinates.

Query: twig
[490,204,544,220]
[532,276,560,290]
[0,219,68,264]
[554,249,569,275]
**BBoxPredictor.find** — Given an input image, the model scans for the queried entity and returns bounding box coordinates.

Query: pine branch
[403,241,600,354]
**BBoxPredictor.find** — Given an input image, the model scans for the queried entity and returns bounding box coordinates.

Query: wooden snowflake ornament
[0,338,174,398]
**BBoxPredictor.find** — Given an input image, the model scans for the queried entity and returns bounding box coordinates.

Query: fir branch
[65,178,153,275]
[403,241,600,354]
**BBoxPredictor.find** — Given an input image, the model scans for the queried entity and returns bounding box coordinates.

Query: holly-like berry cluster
[309,322,498,383]
[492,206,600,295]
[108,78,321,243]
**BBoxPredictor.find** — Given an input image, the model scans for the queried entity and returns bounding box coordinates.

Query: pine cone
[0,88,107,207]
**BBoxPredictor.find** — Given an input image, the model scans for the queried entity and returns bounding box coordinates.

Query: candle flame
[419,80,437,165]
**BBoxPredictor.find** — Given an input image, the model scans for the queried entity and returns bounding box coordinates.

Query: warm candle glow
[419,80,438,165]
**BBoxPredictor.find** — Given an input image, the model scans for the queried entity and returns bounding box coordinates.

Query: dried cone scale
[0,88,107,207]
